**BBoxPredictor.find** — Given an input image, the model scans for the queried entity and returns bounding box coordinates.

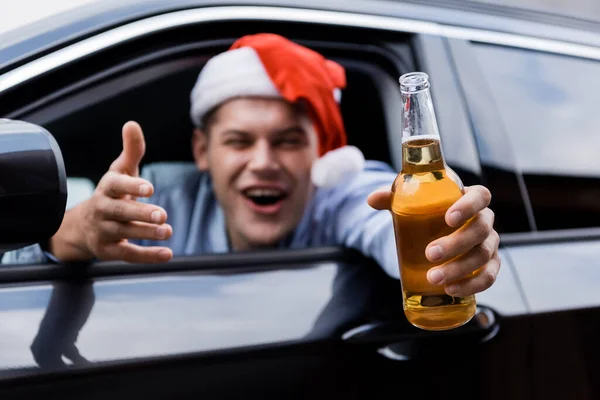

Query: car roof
[3,0,600,72]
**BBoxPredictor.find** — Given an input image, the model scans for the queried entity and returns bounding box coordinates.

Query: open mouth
[242,188,287,212]
[242,188,288,209]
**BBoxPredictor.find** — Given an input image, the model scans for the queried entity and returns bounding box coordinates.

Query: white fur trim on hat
[189,47,281,127]
[311,145,366,188]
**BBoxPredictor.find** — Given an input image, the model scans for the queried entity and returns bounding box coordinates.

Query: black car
[1,1,600,399]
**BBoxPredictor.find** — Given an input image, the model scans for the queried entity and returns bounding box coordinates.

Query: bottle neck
[401,87,441,142]
[401,87,445,173]
[401,138,444,173]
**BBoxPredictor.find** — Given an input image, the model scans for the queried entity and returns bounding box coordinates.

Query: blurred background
[1,0,600,36]
[0,0,98,34]
[479,0,600,17]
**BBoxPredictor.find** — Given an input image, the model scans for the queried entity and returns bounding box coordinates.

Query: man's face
[193,97,320,251]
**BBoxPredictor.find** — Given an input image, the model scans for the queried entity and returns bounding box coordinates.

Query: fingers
[426,229,500,286]
[443,252,501,297]
[426,208,495,263]
[445,185,492,227]
[98,172,154,199]
[367,186,392,211]
[109,121,146,176]
[367,185,491,217]
[99,221,172,242]
[367,184,491,216]
[96,197,167,225]
[100,241,173,264]
[83,201,171,263]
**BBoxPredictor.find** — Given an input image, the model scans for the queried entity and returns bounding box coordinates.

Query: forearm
[325,162,400,279]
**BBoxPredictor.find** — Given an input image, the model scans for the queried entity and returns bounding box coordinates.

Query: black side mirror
[0,119,67,252]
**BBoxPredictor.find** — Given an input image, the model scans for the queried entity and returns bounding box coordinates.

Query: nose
[247,140,281,175]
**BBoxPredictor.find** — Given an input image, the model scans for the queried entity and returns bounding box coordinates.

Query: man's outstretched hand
[368,185,501,297]
[49,121,174,263]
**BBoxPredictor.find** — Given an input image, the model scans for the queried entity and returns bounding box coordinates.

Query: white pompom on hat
[311,145,366,188]
[189,33,366,187]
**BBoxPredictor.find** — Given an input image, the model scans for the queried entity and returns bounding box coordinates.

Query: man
[4,34,500,298]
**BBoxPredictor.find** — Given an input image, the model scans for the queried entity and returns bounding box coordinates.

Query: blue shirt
[2,161,400,279]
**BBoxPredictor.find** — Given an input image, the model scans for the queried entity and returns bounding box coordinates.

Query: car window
[23,56,394,184]
[473,44,600,231]
[0,40,403,266]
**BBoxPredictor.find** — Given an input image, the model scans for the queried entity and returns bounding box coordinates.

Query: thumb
[110,121,146,176]
[367,186,392,211]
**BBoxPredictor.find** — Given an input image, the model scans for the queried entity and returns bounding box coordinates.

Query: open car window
[26,51,400,186]
[0,22,415,267]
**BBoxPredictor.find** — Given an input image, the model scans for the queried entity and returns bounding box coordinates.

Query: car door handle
[341,305,500,361]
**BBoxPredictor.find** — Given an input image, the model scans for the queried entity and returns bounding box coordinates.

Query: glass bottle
[391,72,476,331]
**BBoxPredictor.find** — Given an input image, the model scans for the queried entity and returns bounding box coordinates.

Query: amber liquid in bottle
[392,137,476,330]
[392,72,476,331]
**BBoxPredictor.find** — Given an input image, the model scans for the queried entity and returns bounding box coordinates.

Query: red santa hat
[189,33,365,188]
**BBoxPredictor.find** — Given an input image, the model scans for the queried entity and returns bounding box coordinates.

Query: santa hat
[189,33,365,188]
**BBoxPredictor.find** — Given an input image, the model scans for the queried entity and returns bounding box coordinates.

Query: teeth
[245,189,283,197]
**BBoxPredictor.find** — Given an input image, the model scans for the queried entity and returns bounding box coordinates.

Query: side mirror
[0,119,67,252]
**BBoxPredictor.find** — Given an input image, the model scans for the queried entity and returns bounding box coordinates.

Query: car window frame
[0,18,416,274]
[6,37,409,175]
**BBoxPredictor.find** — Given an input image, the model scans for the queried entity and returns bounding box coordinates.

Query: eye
[224,137,252,148]
[275,135,305,148]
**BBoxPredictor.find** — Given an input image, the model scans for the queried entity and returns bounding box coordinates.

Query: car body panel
[0,252,404,379]
[0,248,527,380]
[506,241,600,313]
[0,265,337,370]
[476,249,529,316]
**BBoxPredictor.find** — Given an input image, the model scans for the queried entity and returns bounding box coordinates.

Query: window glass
[474,44,600,230]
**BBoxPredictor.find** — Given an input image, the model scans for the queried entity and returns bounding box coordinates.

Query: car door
[0,4,534,400]
[447,35,600,398]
